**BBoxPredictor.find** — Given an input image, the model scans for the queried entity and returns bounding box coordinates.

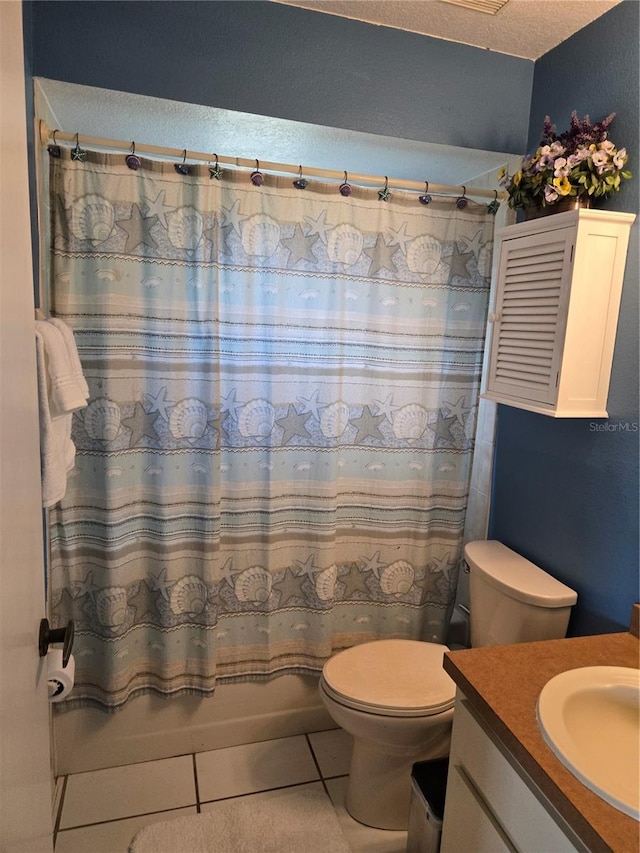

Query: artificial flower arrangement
[500,112,631,212]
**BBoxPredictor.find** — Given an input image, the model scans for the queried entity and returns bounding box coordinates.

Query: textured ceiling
[275,0,621,60]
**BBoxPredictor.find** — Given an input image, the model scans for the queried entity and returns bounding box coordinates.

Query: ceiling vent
[439,0,510,13]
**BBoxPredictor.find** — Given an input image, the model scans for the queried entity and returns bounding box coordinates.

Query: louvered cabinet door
[486,228,574,407]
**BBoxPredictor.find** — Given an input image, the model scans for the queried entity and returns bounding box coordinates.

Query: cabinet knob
[488,312,501,323]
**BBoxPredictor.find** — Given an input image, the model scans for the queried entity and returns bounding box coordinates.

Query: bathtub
[54,605,470,775]
[53,674,332,775]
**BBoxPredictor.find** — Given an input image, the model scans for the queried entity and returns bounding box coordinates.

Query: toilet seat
[321,639,456,718]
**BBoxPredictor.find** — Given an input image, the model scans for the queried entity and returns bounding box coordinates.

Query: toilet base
[344,728,451,831]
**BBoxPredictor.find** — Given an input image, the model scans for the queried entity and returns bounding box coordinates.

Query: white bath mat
[129,784,351,853]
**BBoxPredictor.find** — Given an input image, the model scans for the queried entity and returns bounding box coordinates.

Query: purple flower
[553,157,570,178]
[613,148,627,168]
[544,185,559,204]
[506,111,630,213]
[591,150,610,169]
[540,116,556,146]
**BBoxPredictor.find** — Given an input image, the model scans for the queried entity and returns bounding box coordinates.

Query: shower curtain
[48,148,495,709]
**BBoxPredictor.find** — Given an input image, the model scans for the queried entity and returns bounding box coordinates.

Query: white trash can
[406,758,449,853]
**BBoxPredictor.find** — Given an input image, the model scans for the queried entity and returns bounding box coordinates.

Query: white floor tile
[196,735,319,802]
[308,728,353,777]
[326,776,408,853]
[60,755,196,829]
[55,807,197,853]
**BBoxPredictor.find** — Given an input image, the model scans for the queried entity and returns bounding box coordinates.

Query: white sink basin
[537,666,640,820]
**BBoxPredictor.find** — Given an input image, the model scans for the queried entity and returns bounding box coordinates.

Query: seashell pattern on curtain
[47,149,495,710]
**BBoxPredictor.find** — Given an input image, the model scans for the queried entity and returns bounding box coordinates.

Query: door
[0,2,54,850]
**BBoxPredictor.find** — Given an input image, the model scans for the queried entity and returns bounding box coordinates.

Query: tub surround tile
[468,438,493,497]
[60,755,196,829]
[196,734,319,802]
[308,728,353,778]
[55,807,197,853]
[463,488,490,543]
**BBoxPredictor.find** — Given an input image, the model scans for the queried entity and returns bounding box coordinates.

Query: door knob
[38,618,74,668]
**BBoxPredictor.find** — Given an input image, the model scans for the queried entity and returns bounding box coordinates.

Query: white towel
[35,320,89,507]
[48,317,90,401]
[35,319,88,417]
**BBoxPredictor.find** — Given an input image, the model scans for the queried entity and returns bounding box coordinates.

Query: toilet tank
[465,541,577,647]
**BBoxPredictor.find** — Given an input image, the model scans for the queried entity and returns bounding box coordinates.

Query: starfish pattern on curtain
[48,149,494,709]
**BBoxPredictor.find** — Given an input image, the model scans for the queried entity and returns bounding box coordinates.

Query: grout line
[192,754,201,814]
[199,778,325,807]
[61,750,199,776]
[304,733,330,798]
[52,775,68,847]
[55,804,199,834]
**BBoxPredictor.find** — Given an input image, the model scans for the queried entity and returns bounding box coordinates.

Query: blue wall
[26,0,532,154]
[490,1,640,635]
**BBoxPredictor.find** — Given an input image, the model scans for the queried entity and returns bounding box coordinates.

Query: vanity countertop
[443,616,639,853]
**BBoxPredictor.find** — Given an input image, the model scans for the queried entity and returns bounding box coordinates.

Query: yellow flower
[553,176,571,196]
[498,166,507,180]
[513,170,522,187]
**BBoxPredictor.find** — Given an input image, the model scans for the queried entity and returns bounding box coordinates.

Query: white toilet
[319,540,578,830]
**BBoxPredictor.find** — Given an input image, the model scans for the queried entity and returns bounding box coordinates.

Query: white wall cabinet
[440,696,587,853]
[483,209,635,417]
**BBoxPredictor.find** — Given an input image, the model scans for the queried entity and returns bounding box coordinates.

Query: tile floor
[53,729,408,852]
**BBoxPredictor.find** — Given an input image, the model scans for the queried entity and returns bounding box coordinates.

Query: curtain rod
[39,120,507,202]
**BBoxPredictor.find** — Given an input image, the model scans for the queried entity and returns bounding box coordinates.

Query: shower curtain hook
[251,159,264,186]
[293,164,308,190]
[125,141,141,171]
[209,153,222,180]
[71,131,86,162]
[175,149,191,175]
[419,180,432,205]
[456,185,468,209]
[378,175,391,202]
[339,171,352,197]
[48,128,61,158]
[487,189,500,215]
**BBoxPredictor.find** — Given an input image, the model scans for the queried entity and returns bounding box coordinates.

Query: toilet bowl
[319,639,455,830]
[319,540,578,830]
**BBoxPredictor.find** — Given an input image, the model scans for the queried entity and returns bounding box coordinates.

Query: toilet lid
[321,639,456,718]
